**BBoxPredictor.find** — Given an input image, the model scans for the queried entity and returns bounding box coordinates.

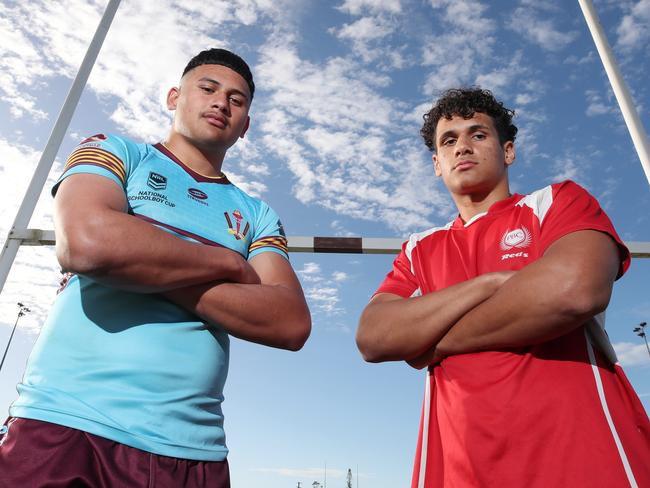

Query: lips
[454,160,477,171]
[203,112,227,128]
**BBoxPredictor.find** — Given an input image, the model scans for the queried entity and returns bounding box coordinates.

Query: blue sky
[0,0,649,486]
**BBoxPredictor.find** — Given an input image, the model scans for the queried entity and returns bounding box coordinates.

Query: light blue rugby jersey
[11,133,289,461]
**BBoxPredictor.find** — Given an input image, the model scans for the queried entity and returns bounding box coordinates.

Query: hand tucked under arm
[162,252,311,351]
[55,174,259,292]
[433,230,620,360]
[356,271,514,363]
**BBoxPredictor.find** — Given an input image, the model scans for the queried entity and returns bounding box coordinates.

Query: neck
[452,179,511,223]
[163,132,227,177]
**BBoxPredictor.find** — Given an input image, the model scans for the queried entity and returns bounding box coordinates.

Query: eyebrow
[197,77,249,101]
[437,124,490,143]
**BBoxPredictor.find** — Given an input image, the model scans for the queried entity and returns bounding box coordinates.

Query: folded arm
[162,252,311,351]
[426,230,620,364]
[54,174,259,292]
[356,271,514,363]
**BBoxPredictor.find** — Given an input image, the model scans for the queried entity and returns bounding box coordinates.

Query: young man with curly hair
[357,88,650,487]
[0,48,311,488]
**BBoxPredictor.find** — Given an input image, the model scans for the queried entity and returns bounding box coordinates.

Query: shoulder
[72,133,146,160]
[515,180,591,224]
[227,181,277,217]
[405,221,454,259]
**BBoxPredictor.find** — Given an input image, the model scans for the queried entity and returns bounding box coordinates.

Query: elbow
[356,339,384,363]
[283,309,312,352]
[358,349,382,364]
[356,312,385,363]
[559,278,613,321]
[55,225,111,276]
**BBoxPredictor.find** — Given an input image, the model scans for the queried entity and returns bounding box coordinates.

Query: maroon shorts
[0,417,230,488]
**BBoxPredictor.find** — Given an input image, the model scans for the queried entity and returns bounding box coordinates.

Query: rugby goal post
[1,0,650,299]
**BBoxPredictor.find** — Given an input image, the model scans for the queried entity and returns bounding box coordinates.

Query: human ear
[166,87,179,110]
[433,153,442,177]
[239,116,250,139]
[504,141,515,167]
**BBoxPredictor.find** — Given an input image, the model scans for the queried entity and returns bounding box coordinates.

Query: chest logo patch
[147,172,167,190]
[224,209,250,240]
[500,226,531,250]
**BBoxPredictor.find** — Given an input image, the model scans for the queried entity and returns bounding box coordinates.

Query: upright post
[0,0,123,295]
[578,0,650,187]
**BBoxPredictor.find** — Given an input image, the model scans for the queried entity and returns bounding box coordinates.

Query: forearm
[56,210,253,292]
[437,242,617,357]
[356,272,509,363]
[163,281,311,350]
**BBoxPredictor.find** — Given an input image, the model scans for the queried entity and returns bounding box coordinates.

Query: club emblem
[500,226,532,250]
[224,210,250,240]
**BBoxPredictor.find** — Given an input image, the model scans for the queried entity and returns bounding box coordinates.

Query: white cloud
[256,41,450,232]
[547,155,588,187]
[335,16,393,42]
[330,14,403,65]
[332,271,349,282]
[337,0,401,15]
[509,6,577,52]
[564,50,596,66]
[421,0,497,94]
[475,52,528,94]
[296,262,349,317]
[515,93,536,106]
[613,341,650,367]
[585,89,616,117]
[616,0,650,51]
[330,220,356,237]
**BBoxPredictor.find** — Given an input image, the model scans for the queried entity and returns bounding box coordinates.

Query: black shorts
[0,417,230,487]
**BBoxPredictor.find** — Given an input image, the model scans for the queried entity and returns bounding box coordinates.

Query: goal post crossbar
[7,229,650,258]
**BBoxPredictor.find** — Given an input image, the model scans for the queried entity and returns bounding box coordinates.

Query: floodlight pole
[0,0,122,296]
[0,303,31,373]
[578,0,650,187]
[633,322,649,357]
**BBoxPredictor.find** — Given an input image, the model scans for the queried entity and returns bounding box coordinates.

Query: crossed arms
[54,173,311,351]
[356,230,620,367]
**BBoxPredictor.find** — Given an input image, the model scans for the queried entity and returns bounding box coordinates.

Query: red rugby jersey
[376,181,650,488]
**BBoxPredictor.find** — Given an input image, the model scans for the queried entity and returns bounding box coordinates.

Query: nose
[454,134,473,157]
[212,91,230,115]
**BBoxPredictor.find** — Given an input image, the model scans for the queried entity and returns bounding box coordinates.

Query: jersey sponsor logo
[500,226,532,250]
[187,188,209,205]
[501,251,529,261]
[147,172,167,190]
[79,134,107,144]
[224,209,250,240]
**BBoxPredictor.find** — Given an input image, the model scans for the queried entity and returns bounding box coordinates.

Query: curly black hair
[421,87,517,151]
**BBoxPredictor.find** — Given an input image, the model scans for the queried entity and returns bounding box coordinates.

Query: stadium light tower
[0,302,31,372]
[633,322,649,357]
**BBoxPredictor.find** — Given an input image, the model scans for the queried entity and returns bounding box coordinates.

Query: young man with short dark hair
[357,88,649,487]
[0,48,311,487]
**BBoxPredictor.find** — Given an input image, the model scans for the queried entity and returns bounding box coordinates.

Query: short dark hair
[182,48,255,100]
[421,87,517,151]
